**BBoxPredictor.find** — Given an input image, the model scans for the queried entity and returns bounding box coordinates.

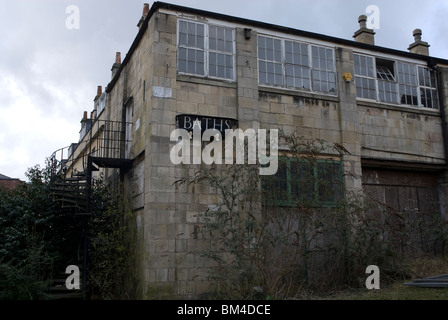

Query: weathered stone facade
[62,2,448,298]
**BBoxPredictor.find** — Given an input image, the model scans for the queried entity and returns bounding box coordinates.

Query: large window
[178,20,235,80]
[376,59,397,104]
[418,66,439,109]
[312,45,336,94]
[354,53,439,109]
[258,35,336,95]
[354,54,376,100]
[397,61,418,106]
[258,36,284,86]
[262,157,342,207]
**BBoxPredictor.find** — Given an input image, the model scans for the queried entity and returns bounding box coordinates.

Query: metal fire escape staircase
[50,119,132,297]
[51,170,90,215]
[51,119,132,213]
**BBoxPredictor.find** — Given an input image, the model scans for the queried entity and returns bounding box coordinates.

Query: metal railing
[51,119,132,176]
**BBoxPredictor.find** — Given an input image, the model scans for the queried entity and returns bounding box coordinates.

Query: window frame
[397,61,419,106]
[258,36,286,87]
[262,156,343,208]
[177,19,236,81]
[354,54,377,100]
[375,58,398,104]
[257,34,337,96]
[311,45,337,95]
[417,66,439,109]
[354,53,439,109]
[97,92,107,117]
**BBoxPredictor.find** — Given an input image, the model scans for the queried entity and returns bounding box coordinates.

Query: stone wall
[102,8,448,298]
[359,103,445,164]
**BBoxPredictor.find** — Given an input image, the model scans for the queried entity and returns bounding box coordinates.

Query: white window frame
[375,58,398,104]
[417,66,439,109]
[258,35,285,87]
[310,45,337,95]
[97,92,107,116]
[257,34,337,96]
[177,19,236,81]
[353,53,377,100]
[354,53,439,110]
[397,61,419,107]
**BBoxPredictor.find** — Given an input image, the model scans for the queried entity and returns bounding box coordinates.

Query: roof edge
[105,1,448,94]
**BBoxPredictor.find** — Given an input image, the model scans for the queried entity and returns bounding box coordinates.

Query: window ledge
[177,74,237,88]
[258,85,339,103]
[356,98,440,116]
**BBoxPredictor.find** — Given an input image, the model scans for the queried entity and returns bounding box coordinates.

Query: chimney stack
[408,29,430,56]
[111,52,121,79]
[353,15,375,45]
[94,85,102,102]
[137,3,150,28]
[80,110,93,141]
[115,51,121,64]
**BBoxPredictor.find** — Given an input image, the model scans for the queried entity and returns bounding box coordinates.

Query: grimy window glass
[376,58,397,104]
[258,35,283,86]
[285,40,311,90]
[208,25,234,80]
[311,45,336,95]
[257,35,336,95]
[262,157,342,207]
[355,53,439,109]
[418,66,439,109]
[397,61,418,106]
[354,54,376,100]
[178,20,235,80]
[178,20,205,76]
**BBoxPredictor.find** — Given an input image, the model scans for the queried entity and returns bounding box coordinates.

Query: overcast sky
[1,0,447,181]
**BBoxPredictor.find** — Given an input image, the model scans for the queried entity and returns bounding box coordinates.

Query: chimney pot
[83,111,88,120]
[138,3,150,28]
[94,85,102,102]
[111,52,122,79]
[408,28,429,56]
[142,3,149,17]
[115,52,121,64]
[413,29,422,41]
[358,15,367,28]
[353,14,375,45]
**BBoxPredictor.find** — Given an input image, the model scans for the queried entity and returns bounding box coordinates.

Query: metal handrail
[50,119,132,176]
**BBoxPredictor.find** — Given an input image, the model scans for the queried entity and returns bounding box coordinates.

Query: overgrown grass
[303,256,448,300]
[320,283,448,300]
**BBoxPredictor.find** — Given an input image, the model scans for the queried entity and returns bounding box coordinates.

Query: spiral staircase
[49,119,132,298]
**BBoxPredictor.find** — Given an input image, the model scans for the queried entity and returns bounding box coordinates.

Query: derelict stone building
[52,2,448,298]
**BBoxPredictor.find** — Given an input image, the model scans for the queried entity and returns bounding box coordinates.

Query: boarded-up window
[362,169,439,214]
[362,168,442,254]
